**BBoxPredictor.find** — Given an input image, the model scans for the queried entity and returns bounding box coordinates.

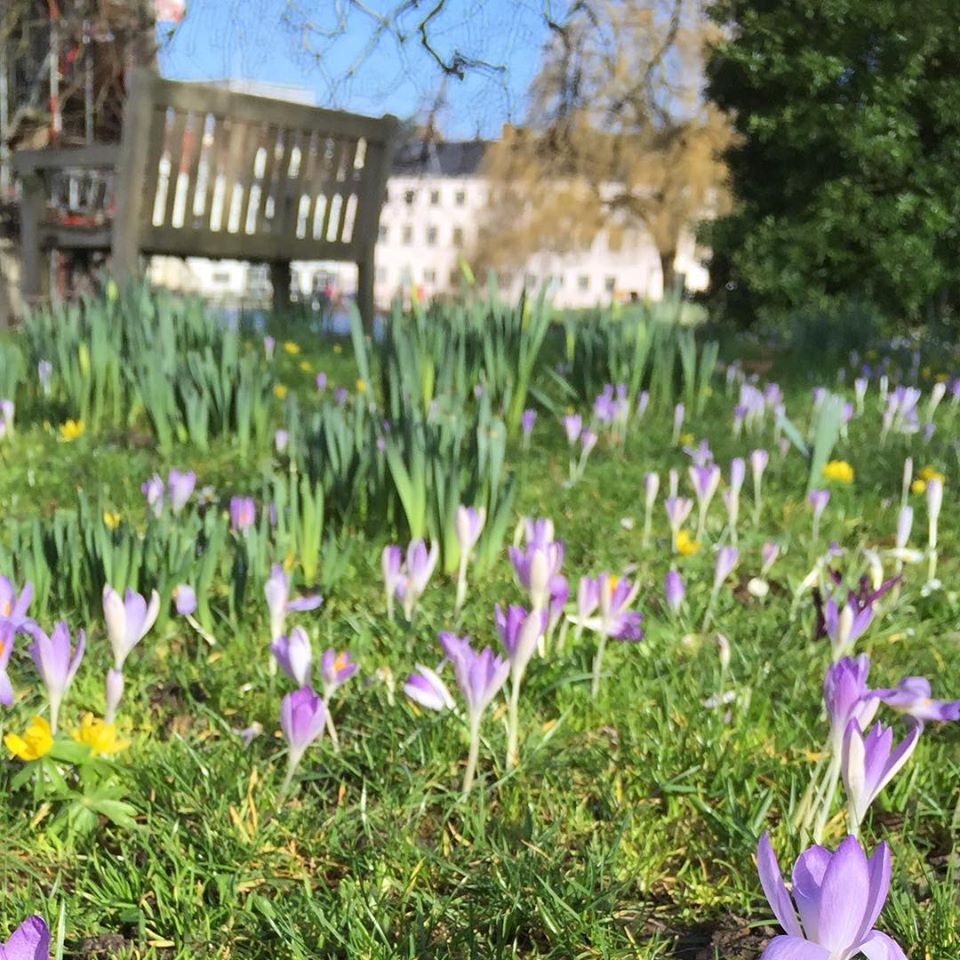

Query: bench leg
[270,261,290,313]
[357,252,375,336]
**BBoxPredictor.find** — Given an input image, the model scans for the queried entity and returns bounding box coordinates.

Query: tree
[703,0,960,326]
[472,0,732,295]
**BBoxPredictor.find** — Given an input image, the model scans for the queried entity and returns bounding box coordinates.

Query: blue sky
[157,0,552,138]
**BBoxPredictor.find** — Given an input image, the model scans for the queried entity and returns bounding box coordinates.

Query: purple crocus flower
[264,564,322,641]
[271,626,313,687]
[316,372,327,392]
[230,496,256,532]
[280,686,327,762]
[750,448,768,480]
[575,574,643,641]
[672,402,685,443]
[683,439,714,467]
[761,542,780,576]
[263,335,275,360]
[494,603,546,679]
[0,915,51,960]
[321,648,358,697]
[562,414,582,445]
[38,360,53,391]
[756,831,905,960]
[576,575,600,624]
[524,517,555,547]
[404,664,455,712]
[808,489,830,519]
[690,464,721,504]
[382,545,402,619]
[26,621,85,733]
[172,584,197,616]
[521,409,537,438]
[664,496,693,532]
[664,570,685,615]
[397,540,439,620]
[275,429,289,454]
[0,576,34,631]
[167,469,196,514]
[455,505,486,557]
[842,718,921,832]
[874,676,960,722]
[102,584,160,670]
[509,540,564,612]
[441,633,510,725]
[142,473,164,517]
[335,387,348,405]
[581,428,598,455]
[823,597,873,660]
[823,655,878,750]
[644,472,659,509]
[0,621,15,706]
[714,546,739,589]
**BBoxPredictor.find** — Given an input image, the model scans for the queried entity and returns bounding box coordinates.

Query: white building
[150,136,710,309]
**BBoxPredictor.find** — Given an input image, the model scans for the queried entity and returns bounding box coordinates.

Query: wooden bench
[13,69,398,325]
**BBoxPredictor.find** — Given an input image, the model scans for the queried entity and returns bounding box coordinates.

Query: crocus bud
[664,570,684,614]
[714,547,739,589]
[750,449,768,480]
[927,477,943,532]
[808,489,830,521]
[528,548,551,612]
[173,584,197,616]
[275,429,289,454]
[644,472,659,510]
[729,458,745,496]
[761,542,779,575]
[271,626,313,687]
[896,506,913,549]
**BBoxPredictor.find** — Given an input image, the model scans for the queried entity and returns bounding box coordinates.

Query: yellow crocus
[676,529,701,556]
[355,379,367,394]
[919,465,945,483]
[298,360,312,373]
[5,716,53,761]
[71,713,128,755]
[103,511,121,530]
[333,343,343,354]
[911,479,927,495]
[822,460,855,484]
[274,384,288,399]
[282,341,300,355]
[678,432,694,447]
[59,419,85,441]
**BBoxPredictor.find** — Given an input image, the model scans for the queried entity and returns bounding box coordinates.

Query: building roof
[391,139,489,177]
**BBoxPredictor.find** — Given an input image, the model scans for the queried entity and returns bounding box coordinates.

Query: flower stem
[454,557,468,616]
[812,751,842,844]
[277,749,304,808]
[505,676,522,769]
[325,708,340,753]
[591,634,608,699]
[462,715,482,795]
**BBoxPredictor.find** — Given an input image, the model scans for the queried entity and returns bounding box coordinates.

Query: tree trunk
[660,250,678,298]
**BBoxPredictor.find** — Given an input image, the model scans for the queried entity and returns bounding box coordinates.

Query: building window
[376,267,387,282]
[452,226,464,246]
[604,275,616,293]
[578,274,590,291]
[402,224,413,244]
[454,190,466,207]
[404,189,416,206]
[378,224,388,241]
[430,189,440,205]
[426,226,438,246]
[424,268,436,283]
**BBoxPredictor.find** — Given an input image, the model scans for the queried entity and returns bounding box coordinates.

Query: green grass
[1,320,959,959]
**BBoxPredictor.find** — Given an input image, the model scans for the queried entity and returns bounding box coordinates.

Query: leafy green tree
[703,0,960,326]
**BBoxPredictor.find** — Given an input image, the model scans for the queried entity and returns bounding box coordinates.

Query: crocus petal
[759,936,830,960]
[792,845,832,942]
[756,833,803,939]
[858,931,907,960]
[857,843,892,944]
[3,915,51,960]
[286,595,323,612]
[0,669,12,706]
[815,835,871,954]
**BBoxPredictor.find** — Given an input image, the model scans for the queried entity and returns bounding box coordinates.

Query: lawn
[0,288,958,959]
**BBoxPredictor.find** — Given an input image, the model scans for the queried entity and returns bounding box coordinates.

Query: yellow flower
[919,465,945,483]
[103,511,121,530]
[274,384,288,399]
[298,360,312,373]
[71,713,128,755]
[355,378,367,394]
[5,716,53,761]
[936,372,949,383]
[911,479,926,495]
[678,433,695,447]
[59,419,85,441]
[282,550,296,572]
[676,529,701,556]
[282,341,300,355]
[333,344,343,354]
[822,460,854,484]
